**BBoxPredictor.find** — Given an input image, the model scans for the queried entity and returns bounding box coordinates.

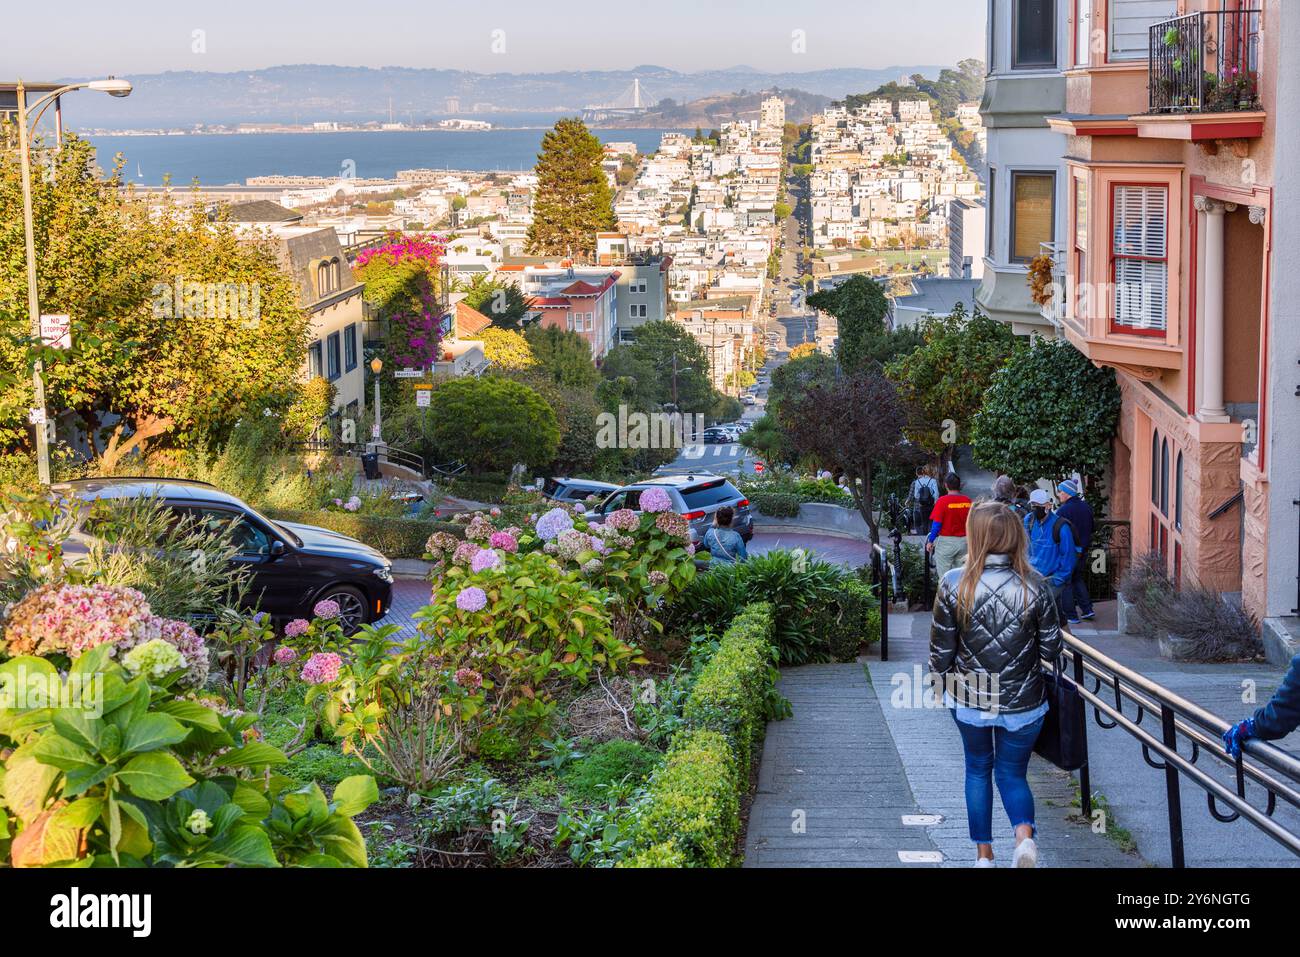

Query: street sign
[371,423,381,438]
[394,368,425,379]
[40,314,71,350]
[415,389,431,408]
[754,461,765,474]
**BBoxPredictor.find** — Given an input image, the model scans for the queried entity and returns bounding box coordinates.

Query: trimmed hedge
[821,578,881,663]
[749,490,801,518]
[621,601,780,868]
[264,509,463,560]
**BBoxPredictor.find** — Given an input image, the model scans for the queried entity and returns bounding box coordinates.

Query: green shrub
[263,508,463,559]
[621,729,738,868]
[673,551,846,665]
[820,578,881,663]
[682,603,776,782]
[622,602,783,868]
[561,740,662,802]
[749,489,801,518]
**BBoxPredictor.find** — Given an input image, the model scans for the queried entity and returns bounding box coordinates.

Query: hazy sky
[4,0,985,77]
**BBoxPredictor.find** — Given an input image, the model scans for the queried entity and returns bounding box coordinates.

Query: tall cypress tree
[526,118,616,260]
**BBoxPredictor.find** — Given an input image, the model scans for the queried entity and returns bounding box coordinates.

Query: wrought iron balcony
[1149,10,1262,115]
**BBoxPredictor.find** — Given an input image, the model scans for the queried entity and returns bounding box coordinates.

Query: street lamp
[369,357,383,444]
[13,76,132,484]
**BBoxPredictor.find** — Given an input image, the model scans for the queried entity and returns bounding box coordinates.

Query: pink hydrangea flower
[606,508,640,532]
[456,586,488,612]
[454,667,483,690]
[489,531,519,553]
[313,599,341,619]
[648,570,669,587]
[284,618,311,638]
[451,540,480,566]
[639,487,672,513]
[273,646,298,665]
[471,548,502,573]
[301,652,343,685]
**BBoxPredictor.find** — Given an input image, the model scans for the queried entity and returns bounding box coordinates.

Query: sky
[3,0,986,77]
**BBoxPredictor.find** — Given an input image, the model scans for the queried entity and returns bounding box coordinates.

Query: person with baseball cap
[1023,487,1076,621]
[1055,478,1095,624]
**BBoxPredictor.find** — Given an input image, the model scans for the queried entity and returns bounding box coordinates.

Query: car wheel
[317,585,368,635]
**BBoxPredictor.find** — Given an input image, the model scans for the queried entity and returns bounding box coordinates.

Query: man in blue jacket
[1024,488,1076,621]
[1224,654,1300,756]
[1055,479,1095,624]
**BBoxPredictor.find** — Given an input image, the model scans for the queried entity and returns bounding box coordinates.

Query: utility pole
[16,81,50,486]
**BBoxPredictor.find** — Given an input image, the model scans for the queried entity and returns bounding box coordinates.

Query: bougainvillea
[355,232,447,370]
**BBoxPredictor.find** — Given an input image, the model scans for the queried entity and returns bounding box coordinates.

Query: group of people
[922,467,1300,868]
[915,469,1095,625]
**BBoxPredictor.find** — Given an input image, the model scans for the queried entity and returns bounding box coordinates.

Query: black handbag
[1033,659,1088,771]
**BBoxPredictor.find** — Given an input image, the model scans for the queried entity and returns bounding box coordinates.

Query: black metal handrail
[1149,10,1262,115]
[1058,629,1300,866]
[870,542,899,662]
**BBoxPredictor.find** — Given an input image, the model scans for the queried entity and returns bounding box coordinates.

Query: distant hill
[56,63,951,128]
[602,88,831,129]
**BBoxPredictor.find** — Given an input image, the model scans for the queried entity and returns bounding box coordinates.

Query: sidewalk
[864,611,1142,868]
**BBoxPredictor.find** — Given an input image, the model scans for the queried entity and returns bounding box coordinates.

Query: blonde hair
[954,501,1035,624]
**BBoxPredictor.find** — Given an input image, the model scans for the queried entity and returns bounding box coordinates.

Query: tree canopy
[523,325,601,391]
[460,275,529,330]
[0,135,310,473]
[599,320,715,413]
[426,376,559,474]
[526,118,616,260]
[885,302,1023,457]
[971,338,1122,486]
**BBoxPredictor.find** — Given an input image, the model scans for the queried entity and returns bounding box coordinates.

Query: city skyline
[2,0,985,77]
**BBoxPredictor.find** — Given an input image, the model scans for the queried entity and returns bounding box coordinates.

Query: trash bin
[361,452,380,480]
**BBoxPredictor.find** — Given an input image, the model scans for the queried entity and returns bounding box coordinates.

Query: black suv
[56,478,393,633]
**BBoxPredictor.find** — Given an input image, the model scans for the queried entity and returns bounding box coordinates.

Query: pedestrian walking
[991,475,1028,520]
[1224,653,1300,755]
[1023,489,1076,621]
[909,465,939,535]
[701,506,748,565]
[931,502,1063,868]
[1055,478,1095,624]
[926,473,971,580]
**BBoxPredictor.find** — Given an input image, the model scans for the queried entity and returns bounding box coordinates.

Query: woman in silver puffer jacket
[930,501,1063,868]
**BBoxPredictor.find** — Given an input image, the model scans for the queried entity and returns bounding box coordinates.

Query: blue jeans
[1062,558,1094,619]
[951,711,1045,844]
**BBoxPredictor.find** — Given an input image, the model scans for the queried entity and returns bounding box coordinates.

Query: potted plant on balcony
[1026,253,1056,309]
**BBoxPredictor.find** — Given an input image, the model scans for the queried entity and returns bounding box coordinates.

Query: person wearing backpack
[1055,479,1095,624]
[931,502,1063,867]
[1024,489,1076,621]
[909,466,939,535]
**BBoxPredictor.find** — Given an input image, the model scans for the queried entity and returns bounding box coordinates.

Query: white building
[948,199,986,280]
[975,0,1070,335]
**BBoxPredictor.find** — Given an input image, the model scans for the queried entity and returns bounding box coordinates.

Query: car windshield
[681,480,739,509]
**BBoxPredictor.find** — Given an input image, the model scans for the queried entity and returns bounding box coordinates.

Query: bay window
[1111,183,1169,333]
[1013,0,1056,70]
[1010,170,1056,263]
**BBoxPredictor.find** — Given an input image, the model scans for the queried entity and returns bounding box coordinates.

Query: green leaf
[32,733,98,772]
[117,752,194,801]
[331,776,378,818]
[1,745,61,824]
[204,824,279,867]
[218,741,288,769]
[154,698,223,731]
[51,709,103,754]
[121,713,190,754]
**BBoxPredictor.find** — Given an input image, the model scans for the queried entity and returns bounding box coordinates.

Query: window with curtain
[1011,171,1055,263]
[1112,184,1169,332]
[1014,0,1056,69]
[1073,175,1089,316]
[1109,0,1178,61]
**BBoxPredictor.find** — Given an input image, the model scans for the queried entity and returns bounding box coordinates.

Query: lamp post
[369,356,383,444]
[13,76,132,485]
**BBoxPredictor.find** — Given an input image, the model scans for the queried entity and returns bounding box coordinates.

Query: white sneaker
[975,857,995,868]
[1013,837,1038,868]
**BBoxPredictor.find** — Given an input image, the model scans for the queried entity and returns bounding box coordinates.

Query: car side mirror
[269,539,286,559]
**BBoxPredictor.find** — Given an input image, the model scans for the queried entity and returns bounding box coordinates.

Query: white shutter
[1109,0,1179,61]
[1112,185,1169,330]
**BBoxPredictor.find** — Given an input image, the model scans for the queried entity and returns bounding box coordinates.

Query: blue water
[84,129,680,186]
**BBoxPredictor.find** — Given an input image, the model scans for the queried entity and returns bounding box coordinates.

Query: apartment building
[500,264,621,362]
[948,198,988,279]
[977,0,1071,334]
[1039,0,1298,654]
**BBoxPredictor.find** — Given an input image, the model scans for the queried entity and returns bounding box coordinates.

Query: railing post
[1073,650,1092,819]
[1160,704,1187,868]
[873,545,890,663]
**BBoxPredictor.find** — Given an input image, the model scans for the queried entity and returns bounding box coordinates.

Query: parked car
[742,394,757,406]
[702,427,731,444]
[54,478,393,634]
[591,475,753,543]
[542,477,620,505]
